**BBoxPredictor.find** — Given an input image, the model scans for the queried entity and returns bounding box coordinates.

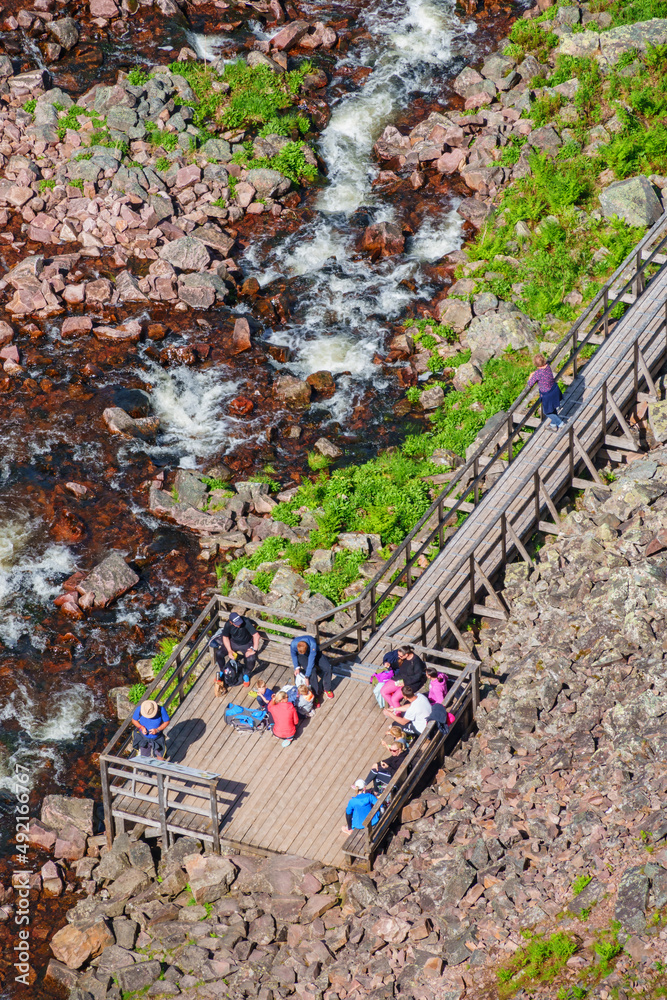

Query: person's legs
[318,655,333,695]
[381,680,403,709]
[233,642,257,678]
[308,666,322,698]
[548,412,564,429]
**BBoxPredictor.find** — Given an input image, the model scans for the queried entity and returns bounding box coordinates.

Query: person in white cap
[131,699,170,759]
[341,780,379,834]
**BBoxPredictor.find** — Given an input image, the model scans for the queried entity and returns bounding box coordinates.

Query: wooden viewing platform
[101,214,667,869]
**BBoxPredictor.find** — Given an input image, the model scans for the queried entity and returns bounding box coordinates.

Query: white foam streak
[140,362,243,464]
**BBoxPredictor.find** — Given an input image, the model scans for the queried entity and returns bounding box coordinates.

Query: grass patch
[128,683,147,705]
[38,178,55,192]
[496,931,578,996]
[572,874,592,896]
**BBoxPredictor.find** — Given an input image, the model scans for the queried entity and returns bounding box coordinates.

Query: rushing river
[0,0,525,991]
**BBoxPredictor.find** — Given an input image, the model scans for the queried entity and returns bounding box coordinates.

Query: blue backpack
[224,703,269,733]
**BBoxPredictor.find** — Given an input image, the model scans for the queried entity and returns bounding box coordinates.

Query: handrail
[314,212,667,649]
[385,291,667,643]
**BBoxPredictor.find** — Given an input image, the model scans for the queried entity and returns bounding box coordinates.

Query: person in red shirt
[268,691,299,747]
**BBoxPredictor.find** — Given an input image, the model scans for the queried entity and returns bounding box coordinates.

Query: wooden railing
[343,659,480,868]
[302,212,667,654]
[100,757,222,851]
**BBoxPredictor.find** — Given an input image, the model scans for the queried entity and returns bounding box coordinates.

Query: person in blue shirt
[131,699,170,759]
[290,635,334,700]
[341,780,379,834]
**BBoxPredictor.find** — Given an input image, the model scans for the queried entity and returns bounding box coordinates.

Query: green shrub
[572,874,592,895]
[508,19,558,61]
[406,387,422,403]
[38,178,55,192]
[154,156,170,171]
[127,67,149,86]
[496,931,577,995]
[24,98,36,113]
[308,451,332,472]
[306,550,367,604]
[128,683,147,704]
[253,570,275,592]
[151,638,180,676]
[69,178,84,191]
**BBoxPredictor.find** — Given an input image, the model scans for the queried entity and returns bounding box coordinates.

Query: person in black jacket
[379,645,426,708]
[363,742,408,792]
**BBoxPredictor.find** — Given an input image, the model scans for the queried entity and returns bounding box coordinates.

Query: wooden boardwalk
[101,216,667,867]
[106,640,391,868]
[361,256,667,661]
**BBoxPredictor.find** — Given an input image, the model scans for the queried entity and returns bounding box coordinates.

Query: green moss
[38,178,55,192]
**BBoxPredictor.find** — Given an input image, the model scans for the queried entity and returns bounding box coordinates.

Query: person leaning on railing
[363,742,408,793]
[527,354,568,433]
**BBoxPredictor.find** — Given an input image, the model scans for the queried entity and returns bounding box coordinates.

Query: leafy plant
[572,874,592,895]
[127,67,149,86]
[69,178,84,191]
[24,98,37,113]
[496,931,578,995]
[128,683,147,704]
[38,178,55,192]
[151,638,180,676]
[308,451,332,472]
[154,156,170,172]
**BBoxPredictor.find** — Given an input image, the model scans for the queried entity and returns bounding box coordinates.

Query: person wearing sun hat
[131,699,170,759]
[341,779,379,834]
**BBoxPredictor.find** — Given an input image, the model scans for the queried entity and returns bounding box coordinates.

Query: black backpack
[210,633,239,686]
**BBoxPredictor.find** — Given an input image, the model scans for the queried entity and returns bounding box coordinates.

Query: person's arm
[222,630,233,657]
[131,708,147,736]
[150,709,169,735]
[290,637,299,671]
[305,636,317,677]
[248,620,260,651]
[527,370,538,389]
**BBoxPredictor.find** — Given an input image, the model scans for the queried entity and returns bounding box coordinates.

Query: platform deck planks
[108,648,389,868]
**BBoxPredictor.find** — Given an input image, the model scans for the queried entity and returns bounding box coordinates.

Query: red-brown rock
[229,396,254,416]
[271,19,309,50]
[361,222,405,256]
[232,317,252,353]
[306,370,336,397]
[62,317,92,338]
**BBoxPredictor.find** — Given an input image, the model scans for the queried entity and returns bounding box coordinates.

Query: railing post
[370,584,377,632]
[501,512,506,564]
[406,540,412,590]
[100,758,114,850]
[633,340,639,403]
[569,425,575,483]
[506,414,513,464]
[635,250,642,296]
[473,456,479,505]
[156,770,169,853]
[601,381,607,446]
[209,780,220,855]
[603,287,609,338]
[355,600,362,652]
[420,613,427,645]
[469,554,475,613]
[533,470,540,529]
[438,500,444,549]
[572,329,577,377]
[435,595,442,647]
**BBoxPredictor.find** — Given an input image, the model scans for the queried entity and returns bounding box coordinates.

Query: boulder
[338,532,380,555]
[232,317,252,353]
[50,919,113,970]
[361,221,405,256]
[453,361,483,391]
[270,566,310,601]
[54,824,87,861]
[41,861,64,897]
[178,273,225,309]
[599,175,663,228]
[615,866,650,934]
[246,167,288,197]
[466,308,541,358]
[94,321,142,343]
[115,270,148,303]
[29,819,57,850]
[103,407,159,439]
[62,317,92,338]
[306,370,336,396]
[649,399,667,443]
[314,437,342,459]
[41,796,94,835]
[436,297,472,331]
[108,686,133,721]
[158,237,211,271]
[271,19,309,50]
[183,853,237,904]
[453,66,484,98]
[275,374,312,409]
[76,552,140,609]
[117,960,162,993]
[308,549,335,574]
[48,17,79,50]
[420,386,445,410]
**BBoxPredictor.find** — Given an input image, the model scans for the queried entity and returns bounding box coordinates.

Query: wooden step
[342,829,370,860]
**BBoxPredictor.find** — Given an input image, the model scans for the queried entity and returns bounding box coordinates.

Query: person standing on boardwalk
[527,354,567,432]
[290,635,334,700]
[131,699,170,759]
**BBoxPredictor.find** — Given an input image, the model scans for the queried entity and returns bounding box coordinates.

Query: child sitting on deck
[254,679,274,711]
[296,683,316,718]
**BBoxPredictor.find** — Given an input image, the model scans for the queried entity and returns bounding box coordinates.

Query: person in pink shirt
[426,667,447,705]
[527,354,567,432]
